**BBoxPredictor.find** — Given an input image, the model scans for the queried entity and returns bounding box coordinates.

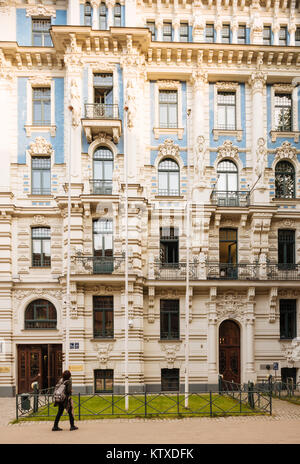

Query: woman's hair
[62,370,71,381]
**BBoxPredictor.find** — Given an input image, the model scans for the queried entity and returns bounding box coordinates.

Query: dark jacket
[54,378,72,410]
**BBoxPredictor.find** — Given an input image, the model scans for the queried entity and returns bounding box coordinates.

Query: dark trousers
[54,402,75,427]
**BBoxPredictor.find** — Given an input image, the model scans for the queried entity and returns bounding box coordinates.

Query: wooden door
[18,345,42,393]
[219,320,240,385]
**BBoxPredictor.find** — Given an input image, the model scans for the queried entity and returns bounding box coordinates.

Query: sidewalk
[1,397,300,444]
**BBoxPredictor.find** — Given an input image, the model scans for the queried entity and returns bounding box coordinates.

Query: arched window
[25,299,57,329]
[93,147,113,194]
[217,160,238,191]
[113,3,121,26]
[158,158,180,196]
[275,160,295,199]
[99,2,107,30]
[84,2,92,26]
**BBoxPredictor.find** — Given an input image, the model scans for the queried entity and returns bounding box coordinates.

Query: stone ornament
[161,344,180,368]
[194,135,206,187]
[216,140,239,163]
[281,339,300,365]
[158,139,180,159]
[248,71,267,92]
[26,5,56,17]
[275,141,297,162]
[255,137,268,185]
[96,343,113,366]
[29,137,53,156]
[69,79,81,127]
[0,50,13,80]
[125,79,136,129]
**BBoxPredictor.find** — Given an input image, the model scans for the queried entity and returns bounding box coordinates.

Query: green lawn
[16,393,269,422]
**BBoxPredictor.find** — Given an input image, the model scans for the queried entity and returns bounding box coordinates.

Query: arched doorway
[219,320,240,385]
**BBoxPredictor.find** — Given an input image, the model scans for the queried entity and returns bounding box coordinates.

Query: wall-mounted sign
[70,342,80,350]
[69,365,83,372]
[273,362,279,371]
[0,366,10,373]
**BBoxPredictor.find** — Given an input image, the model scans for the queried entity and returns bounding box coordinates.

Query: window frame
[179,22,189,42]
[31,156,51,196]
[31,226,51,268]
[278,229,295,269]
[280,299,297,340]
[275,160,295,199]
[84,2,92,26]
[237,25,246,44]
[99,2,107,30]
[161,368,180,392]
[274,93,293,132]
[295,27,300,46]
[159,89,178,129]
[154,81,183,139]
[92,146,114,194]
[263,25,272,45]
[162,22,172,41]
[205,23,214,43]
[94,369,114,393]
[221,24,231,44]
[32,87,51,127]
[146,21,156,41]
[93,296,114,339]
[158,158,180,197]
[113,3,121,27]
[160,299,180,340]
[279,26,288,46]
[25,299,56,330]
[32,17,52,47]
[160,226,179,265]
[217,91,237,131]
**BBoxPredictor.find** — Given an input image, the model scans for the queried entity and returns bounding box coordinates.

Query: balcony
[82,103,122,143]
[152,261,198,280]
[72,254,125,275]
[90,180,113,195]
[206,263,258,280]
[211,190,250,207]
[265,264,300,281]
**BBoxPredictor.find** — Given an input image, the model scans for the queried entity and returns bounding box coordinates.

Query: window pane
[33,102,42,124]
[103,161,113,179]
[94,161,103,179]
[227,173,238,191]
[218,105,226,127]
[227,106,236,129]
[168,104,178,127]
[159,104,168,127]
[169,171,179,191]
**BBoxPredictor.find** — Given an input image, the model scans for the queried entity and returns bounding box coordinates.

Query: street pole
[185,109,191,408]
[124,105,129,410]
[65,105,73,371]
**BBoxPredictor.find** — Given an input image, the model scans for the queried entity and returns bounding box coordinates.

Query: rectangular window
[159,90,178,128]
[205,23,214,43]
[84,2,92,26]
[279,26,287,46]
[278,229,295,269]
[113,3,121,27]
[161,368,179,391]
[274,93,292,131]
[238,25,246,44]
[280,300,296,340]
[94,369,113,393]
[32,87,51,126]
[160,299,179,340]
[93,219,113,273]
[32,227,51,267]
[219,228,238,279]
[163,22,172,41]
[32,18,52,46]
[146,21,156,41]
[295,27,300,46]
[263,26,272,45]
[217,91,236,130]
[160,227,179,265]
[32,156,51,195]
[99,3,107,30]
[180,22,188,42]
[93,296,113,338]
[222,24,230,43]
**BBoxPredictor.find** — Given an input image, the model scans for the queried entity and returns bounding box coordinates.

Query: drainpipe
[65,105,72,371]
[124,105,129,409]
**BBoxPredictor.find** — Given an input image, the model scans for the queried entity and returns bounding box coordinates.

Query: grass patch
[273,395,300,406]
[16,393,268,422]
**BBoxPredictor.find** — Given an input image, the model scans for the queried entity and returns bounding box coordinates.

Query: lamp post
[124,104,129,410]
[185,109,191,408]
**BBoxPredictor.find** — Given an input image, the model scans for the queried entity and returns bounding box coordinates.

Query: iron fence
[256,379,300,399]
[84,103,119,119]
[16,388,272,420]
[206,263,258,280]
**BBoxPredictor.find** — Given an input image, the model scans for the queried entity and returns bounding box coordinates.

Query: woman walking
[52,370,78,431]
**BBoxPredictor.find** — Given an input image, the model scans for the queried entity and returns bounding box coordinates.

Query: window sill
[25,125,56,137]
[153,127,184,140]
[270,130,300,143]
[158,339,182,343]
[29,267,51,270]
[90,338,116,342]
[272,198,298,204]
[155,195,184,200]
[27,194,53,199]
[213,128,243,142]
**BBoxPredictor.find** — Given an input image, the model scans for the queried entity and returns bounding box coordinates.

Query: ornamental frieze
[158,139,180,159]
[29,137,53,156]
[275,141,298,162]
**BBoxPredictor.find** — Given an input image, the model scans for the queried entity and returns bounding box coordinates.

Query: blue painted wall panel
[116,64,124,154]
[16,9,31,46]
[80,4,85,25]
[188,26,193,42]
[53,10,67,26]
[246,28,250,44]
[121,5,125,27]
[53,78,64,163]
[18,78,28,164]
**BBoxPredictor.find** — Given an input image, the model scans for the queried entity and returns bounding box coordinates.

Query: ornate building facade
[0,0,300,396]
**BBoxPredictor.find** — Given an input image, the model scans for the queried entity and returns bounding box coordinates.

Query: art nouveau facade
[0,0,300,396]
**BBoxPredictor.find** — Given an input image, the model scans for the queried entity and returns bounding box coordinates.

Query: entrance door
[219,320,240,385]
[17,345,62,393]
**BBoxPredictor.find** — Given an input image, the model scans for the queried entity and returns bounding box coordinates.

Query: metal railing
[211,190,250,207]
[256,379,300,399]
[266,263,300,280]
[72,254,125,275]
[16,388,271,420]
[153,261,198,280]
[84,103,119,119]
[90,179,113,195]
[206,263,258,280]
[219,378,272,414]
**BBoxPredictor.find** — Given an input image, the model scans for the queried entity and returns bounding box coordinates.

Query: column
[207,288,218,385]
[106,0,115,28]
[173,18,180,42]
[125,0,137,28]
[156,17,163,41]
[289,24,296,46]
[231,23,238,44]
[91,0,100,30]
[245,288,256,383]
[67,0,81,25]
[248,71,267,181]
[191,70,207,142]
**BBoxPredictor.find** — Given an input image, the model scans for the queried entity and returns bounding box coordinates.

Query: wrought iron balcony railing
[266,263,300,280]
[90,180,113,195]
[153,261,198,280]
[206,263,258,280]
[72,254,125,275]
[84,103,119,119]
[211,190,250,207]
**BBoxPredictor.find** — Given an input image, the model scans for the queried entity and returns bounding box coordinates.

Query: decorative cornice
[216,140,239,163]
[28,137,53,156]
[158,139,180,159]
[26,5,56,17]
[275,141,298,162]
[216,81,239,91]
